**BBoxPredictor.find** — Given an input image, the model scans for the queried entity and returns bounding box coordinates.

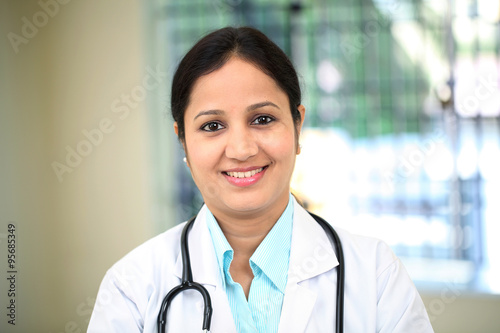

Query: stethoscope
[157,212,345,333]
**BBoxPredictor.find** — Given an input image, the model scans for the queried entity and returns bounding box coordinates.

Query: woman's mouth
[222,166,268,187]
[224,167,264,179]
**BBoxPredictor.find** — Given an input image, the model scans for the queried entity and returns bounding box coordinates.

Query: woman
[88,27,433,332]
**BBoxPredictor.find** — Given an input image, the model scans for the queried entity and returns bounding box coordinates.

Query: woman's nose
[225,127,258,161]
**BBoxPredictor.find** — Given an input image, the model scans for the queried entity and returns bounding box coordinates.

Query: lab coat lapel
[278,201,339,333]
[173,206,237,333]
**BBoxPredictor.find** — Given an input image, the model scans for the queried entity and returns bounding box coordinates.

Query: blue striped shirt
[206,194,294,333]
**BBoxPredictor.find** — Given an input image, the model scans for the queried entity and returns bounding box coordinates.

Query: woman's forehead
[186,58,288,113]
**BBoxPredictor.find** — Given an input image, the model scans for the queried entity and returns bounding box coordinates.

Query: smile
[225,167,264,179]
[222,166,268,187]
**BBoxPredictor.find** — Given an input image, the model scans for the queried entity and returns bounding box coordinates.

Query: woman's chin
[207,197,269,217]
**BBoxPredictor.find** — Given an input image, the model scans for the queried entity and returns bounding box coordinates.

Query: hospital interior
[1,0,500,332]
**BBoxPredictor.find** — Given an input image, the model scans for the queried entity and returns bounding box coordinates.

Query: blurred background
[1,0,499,332]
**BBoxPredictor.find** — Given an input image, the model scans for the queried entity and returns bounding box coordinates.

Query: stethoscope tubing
[157,212,344,333]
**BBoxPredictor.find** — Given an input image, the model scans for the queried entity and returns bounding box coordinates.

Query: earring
[297,144,302,155]
[183,157,187,163]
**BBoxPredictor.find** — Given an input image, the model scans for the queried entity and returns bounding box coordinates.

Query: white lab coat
[88,198,433,332]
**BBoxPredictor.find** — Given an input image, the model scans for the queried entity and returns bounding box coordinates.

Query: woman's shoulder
[333,226,399,274]
[295,202,397,272]
[89,222,191,327]
[335,226,395,254]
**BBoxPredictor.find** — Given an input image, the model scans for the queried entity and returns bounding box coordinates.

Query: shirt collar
[205,193,294,293]
[206,210,233,286]
[250,194,294,293]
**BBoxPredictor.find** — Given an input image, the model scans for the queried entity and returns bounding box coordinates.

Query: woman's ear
[296,105,306,154]
[173,122,185,149]
[297,105,306,135]
[174,122,189,167]
[173,122,179,137]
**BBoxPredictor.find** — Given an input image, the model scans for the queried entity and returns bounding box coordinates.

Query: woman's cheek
[262,130,295,154]
[189,136,216,159]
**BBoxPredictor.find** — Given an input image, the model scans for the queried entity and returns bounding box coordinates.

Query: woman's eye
[201,122,224,132]
[252,115,274,125]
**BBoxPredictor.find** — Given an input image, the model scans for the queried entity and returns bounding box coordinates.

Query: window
[149,0,500,294]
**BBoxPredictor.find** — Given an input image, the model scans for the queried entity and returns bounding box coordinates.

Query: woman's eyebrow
[247,101,280,111]
[193,101,279,120]
[193,109,224,121]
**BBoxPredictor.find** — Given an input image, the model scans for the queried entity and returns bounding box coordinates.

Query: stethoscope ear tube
[181,216,196,282]
[308,212,345,333]
[157,281,213,332]
[157,284,184,333]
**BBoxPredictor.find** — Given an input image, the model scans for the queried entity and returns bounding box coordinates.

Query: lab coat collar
[278,197,339,333]
[173,199,338,285]
[288,198,339,282]
[172,199,339,333]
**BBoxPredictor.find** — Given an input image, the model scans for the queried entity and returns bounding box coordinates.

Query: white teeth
[226,167,263,178]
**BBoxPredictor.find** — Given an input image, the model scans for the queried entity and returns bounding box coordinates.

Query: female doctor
[88,27,433,332]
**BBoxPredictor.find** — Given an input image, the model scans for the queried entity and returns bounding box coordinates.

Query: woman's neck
[207,193,290,298]
[209,194,290,258]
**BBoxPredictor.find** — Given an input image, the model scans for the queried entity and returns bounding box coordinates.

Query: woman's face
[176,57,305,219]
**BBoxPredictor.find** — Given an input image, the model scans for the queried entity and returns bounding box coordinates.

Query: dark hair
[171,26,302,142]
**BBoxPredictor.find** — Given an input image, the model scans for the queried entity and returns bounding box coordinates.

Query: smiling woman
[88,27,434,333]
[179,57,304,225]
